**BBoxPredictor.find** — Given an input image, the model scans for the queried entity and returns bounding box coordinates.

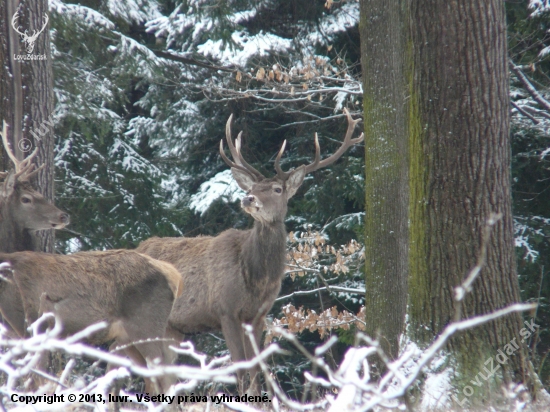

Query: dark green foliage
[507,0,550,391]
[48,2,363,395]
[511,123,550,388]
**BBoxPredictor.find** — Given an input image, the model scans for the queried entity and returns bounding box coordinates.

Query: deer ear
[286,165,306,199]
[1,173,16,198]
[231,167,255,191]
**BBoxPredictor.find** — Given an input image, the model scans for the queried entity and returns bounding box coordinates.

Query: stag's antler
[220,114,266,181]
[0,121,43,182]
[221,110,364,182]
[274,108,364,180]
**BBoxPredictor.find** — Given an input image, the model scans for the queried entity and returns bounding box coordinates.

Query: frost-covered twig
[511,101,540,124]
[326,303,537,412]
[275,285,365,302]
[0,302,538,411]
[454,212,501,321]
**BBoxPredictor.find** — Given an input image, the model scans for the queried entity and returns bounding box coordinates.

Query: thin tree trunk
[360,0,409,362]
[409,0,531,392]
[0,0,55,252]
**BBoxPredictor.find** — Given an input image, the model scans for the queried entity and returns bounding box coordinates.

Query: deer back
[0,250,182,341]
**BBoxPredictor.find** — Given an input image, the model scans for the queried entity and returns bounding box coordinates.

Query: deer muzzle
[241,195,262,212]
[51,213,70,229]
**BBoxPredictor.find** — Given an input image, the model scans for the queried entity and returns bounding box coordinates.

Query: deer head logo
[11,9,49,54]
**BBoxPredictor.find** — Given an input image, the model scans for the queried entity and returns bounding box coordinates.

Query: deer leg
[221,316,247,394]
[242,319,264,396]
[0,282,27,338]
[163,324,184,364]
[123,344,162,394]
[122,321,172,393]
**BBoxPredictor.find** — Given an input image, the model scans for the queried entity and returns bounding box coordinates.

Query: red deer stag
[136,109,364,394]
[0,121,69,253]
[0,250,183,392]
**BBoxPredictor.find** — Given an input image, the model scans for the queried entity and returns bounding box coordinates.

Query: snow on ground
[420,367,452,410]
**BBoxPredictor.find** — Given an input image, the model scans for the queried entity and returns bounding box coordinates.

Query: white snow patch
[514,218,542,262]
[49,0,115,30]
[66,237,83,253]
[529,0,550,17]
[420,368,452,410]
[190,169,245,214]
[106,0,161,24]
[198,31,292,67]
[540,146,550,159]
[305,2,359,47]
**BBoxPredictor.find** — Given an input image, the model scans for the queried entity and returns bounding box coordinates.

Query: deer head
[1,121,69,235]
[220,108,364,224]
[11,10,49,54]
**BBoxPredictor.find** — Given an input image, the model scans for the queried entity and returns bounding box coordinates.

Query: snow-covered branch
[510,62,550,114]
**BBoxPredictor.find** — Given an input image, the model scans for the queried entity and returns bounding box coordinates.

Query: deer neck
[241,220,287,287]
[0,203,33,252]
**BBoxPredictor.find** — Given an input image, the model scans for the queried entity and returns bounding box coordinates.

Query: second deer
[137,109,364,395]
[0,250,183,392]
[0,121,69,253]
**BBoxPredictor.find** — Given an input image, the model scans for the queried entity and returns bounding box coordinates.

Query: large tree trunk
[359,0,409,362]
[0,0,55,252]
[409,0,531,395]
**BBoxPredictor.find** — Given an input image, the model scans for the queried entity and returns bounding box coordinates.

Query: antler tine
[303,108,364,175]
[222,115,264,180]
[1,121,19,167]
[21,163,44,181]
[11,145,39,178]
[13,162,35,181]
[219,140,254,176]
[1,120,41,181]
[224,115,239,160]
[219,139,237,168]
[274,140,292,180]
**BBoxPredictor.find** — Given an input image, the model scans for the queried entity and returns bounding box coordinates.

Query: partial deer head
[220,108,364,224]
[1,121,69,252]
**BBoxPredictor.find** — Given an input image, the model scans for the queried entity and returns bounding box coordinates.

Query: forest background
[0,0,549,409]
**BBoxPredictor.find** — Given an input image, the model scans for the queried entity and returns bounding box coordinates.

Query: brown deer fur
[0,250,183,392]
[0,120,69,253]
[0,121,69,337]
[137,110,363,394]
[0,180,69,253]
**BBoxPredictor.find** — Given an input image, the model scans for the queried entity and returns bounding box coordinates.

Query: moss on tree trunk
[408,0,532,397]
[360,0,409,361]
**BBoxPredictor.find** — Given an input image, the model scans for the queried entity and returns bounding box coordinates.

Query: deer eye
[21,196,32,204]
[274,187,282,194]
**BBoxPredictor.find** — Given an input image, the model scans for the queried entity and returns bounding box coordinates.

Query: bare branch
[511,101,540,124]
[510,62,550,113]
[275,285,365,302]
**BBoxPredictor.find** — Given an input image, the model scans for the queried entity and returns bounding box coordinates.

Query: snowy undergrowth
[0,304,544,412]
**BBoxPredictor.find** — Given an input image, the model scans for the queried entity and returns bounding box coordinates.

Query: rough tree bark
[408,0,532,395]
[359,0,409,362]
[0,0,55,252]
